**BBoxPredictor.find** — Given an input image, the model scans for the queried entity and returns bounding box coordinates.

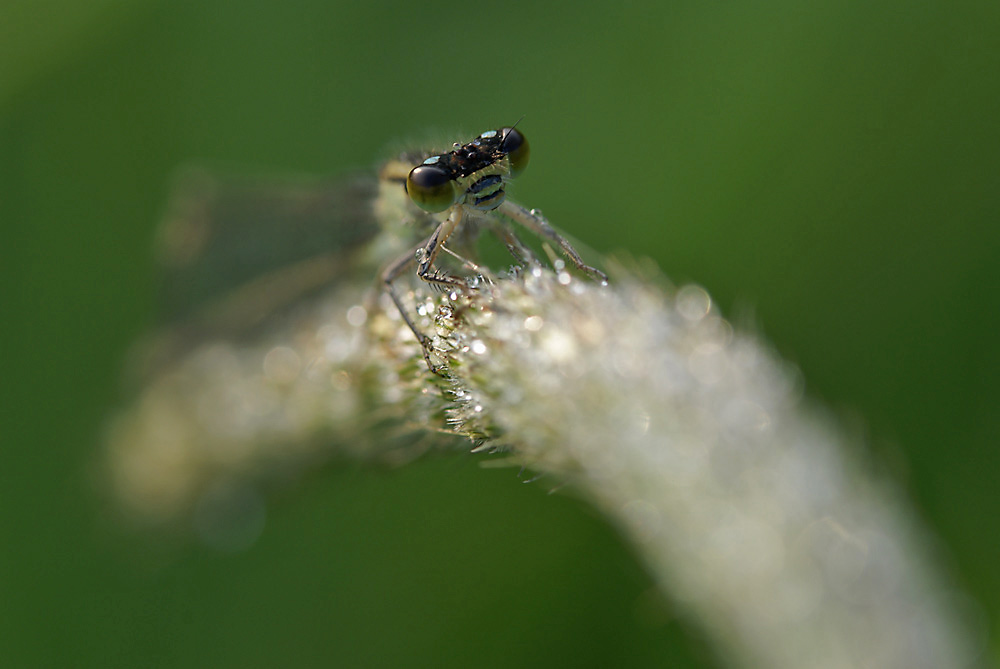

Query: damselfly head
[406,127,530,213]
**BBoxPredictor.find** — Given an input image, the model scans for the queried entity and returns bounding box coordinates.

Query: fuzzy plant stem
[107,260,979,669]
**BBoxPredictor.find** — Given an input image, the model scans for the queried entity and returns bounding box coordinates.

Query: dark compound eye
[406,162,457,213]
[500,127,529,178]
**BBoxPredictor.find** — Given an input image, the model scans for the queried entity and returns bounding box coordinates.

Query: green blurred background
[3,1,998,666]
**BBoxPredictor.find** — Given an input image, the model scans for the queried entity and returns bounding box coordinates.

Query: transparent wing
[156,168,380,321]
[136,168,381,375]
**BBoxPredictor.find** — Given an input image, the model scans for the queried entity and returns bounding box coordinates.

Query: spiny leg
[498,200,608,283]
[438,218,532,281]
[488,218,538,270]
[381,249,451,374]
[381,242,435,351]
[440,245,483,273]
[381,209,466,374]
[414,208,465,292]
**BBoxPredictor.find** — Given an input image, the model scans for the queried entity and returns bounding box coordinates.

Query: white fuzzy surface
[106,261,978,668]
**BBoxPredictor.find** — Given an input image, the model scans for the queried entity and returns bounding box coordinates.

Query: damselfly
[147,126,605,375]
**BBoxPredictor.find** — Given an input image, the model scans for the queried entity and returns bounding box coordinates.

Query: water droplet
[346,304,367,327]
[677,285,711,321]
[524,315,544,331]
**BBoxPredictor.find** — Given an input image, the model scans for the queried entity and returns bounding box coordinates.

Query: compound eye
[500,127,529,178]
[406,163,457,213]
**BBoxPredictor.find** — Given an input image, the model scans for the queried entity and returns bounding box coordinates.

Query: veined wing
[136,168,382,375]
